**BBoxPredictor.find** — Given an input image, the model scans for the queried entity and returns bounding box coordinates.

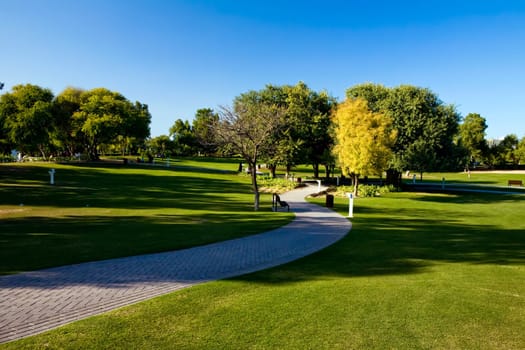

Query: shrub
[258,177,298,193]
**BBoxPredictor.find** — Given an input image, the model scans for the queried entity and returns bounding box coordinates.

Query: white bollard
[49,169,56,185]
[347,192,354,217]
[316,180,321,193]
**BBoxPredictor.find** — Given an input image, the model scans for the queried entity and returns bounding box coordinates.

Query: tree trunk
[250,162,260,211]
[353,175,359,197]
[324,164,331,179]
[269,164,276,178]
[254,191,260,211]
[286,164,292,178]
[38,145,47,161]
[313,163,319,178]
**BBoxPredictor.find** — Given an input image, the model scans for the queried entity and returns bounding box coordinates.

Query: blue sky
[2,0,524,139]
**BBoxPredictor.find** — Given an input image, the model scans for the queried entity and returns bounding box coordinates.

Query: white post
[316,179,321,193]
[49,169,55,185]
[347,192,354,217]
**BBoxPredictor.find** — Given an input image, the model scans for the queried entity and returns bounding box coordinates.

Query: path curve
[0,184,351,343]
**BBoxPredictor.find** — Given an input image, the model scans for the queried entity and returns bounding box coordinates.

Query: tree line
[1,82,524,177]
[0,84,151,160]
[211,82,525,207]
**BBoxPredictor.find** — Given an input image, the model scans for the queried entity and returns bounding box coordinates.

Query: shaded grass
[4,191,524,349]
[0,162,292,274]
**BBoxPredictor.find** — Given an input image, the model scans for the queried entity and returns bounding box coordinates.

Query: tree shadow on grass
[0,211,292,276]
[0,163,253,211]
[234,201,525,285]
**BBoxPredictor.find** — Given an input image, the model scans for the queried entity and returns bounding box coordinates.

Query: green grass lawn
[3,189,524,349]
[0,161,293,275]
[414,171,525,187]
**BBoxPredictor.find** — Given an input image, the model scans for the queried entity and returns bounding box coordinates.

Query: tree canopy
[213,94,285,210]
[0,84,151,160]
[0,84,55,158]
[333,97,395,194]
[346,83,462,181]
[458,113,488,167]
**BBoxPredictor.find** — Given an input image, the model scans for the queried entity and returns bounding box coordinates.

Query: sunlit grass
[4,191,524,349]
[417,171,525,187]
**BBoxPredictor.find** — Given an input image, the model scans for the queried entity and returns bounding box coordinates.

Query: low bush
[258,176,299,193]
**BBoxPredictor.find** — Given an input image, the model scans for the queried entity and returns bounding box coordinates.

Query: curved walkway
[0,184,351,344]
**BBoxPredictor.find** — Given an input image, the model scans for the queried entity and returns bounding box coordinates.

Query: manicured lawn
[416,171,525,187]
[4,191,524,349]
[0,161,293,275]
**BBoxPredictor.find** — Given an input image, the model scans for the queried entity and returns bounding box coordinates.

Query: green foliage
[333,184,396,197]
[516,136,525,165]
[489,134,519,167]
[192,108,219,156]
[214,93,286,210]
[71,88,151,159]
[347,84,463,177]
[333,97,395,194]
[146,135,173,157]
[0,84,151,160]
[0,84,55,158]
[458,113,488,165]
[169,119,197,156]
[233,82,336,178]
[257,176,298,193]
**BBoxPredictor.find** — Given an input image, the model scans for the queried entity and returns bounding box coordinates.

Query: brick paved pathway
[0,184,351,343]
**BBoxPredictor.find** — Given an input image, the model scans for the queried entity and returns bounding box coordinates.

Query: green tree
[333,98,395,195]
[53,87,84,156]
[491,134,519,167]
[147,135,174,158]
[458,113,488,167]
[235,82,335,178]
[516,136,525,165]
[284,82,336,178]
[232,85,288,177]
[72,88,150,160]
[169,119,197,156]
[119,101,151,155]
[0,84,55,159]
[213,99,285,210]
[192,108,219,156]
[345,83,390,112]
[347,84,461,183]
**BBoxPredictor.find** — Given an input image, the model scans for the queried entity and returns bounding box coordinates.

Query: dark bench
[508,180,523,187]
[272,193,290,212]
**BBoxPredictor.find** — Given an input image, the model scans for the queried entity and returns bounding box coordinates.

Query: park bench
[272,193,290,212]
[508,179,523,187]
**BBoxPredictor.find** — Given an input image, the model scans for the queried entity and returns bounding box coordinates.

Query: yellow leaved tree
[333,98,396,196]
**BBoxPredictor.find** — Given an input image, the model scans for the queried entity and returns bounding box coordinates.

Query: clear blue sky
[2,0,524,139]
